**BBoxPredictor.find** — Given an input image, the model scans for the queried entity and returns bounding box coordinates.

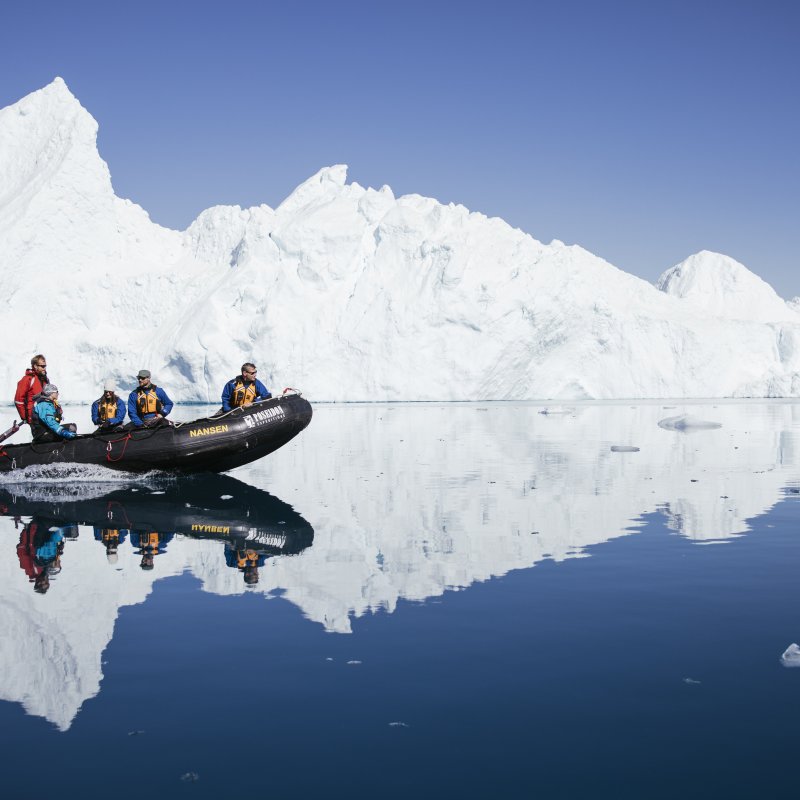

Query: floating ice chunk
[610,445,640,452]
[389,721,409,727]
[658,415,723,431]
[220,494,233,499]
[683,678,701,685]
[780,643,800,667]
[127,730,145,736]
[347,660,362,665]
[180,772,200,782]
[538,406,575,416]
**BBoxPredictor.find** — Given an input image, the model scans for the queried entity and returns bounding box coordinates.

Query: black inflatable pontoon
[0,474,314,555]
[0,394,312,474]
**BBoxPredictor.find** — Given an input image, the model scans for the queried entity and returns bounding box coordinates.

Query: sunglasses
[244,370,257,375]
[35,363,47,368]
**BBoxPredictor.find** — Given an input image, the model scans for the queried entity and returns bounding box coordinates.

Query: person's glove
[62,430,77,440]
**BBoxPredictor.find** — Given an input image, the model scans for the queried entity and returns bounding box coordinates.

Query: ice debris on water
[658,415,722,431]
[610,445,640,452]
[127,730,145,736]
[221,494,233,499]
[180,772,200,782]
[538,406,575,416]
[347,660,362,665]
[683,678,701,685]
[780,643,800,668]
[389,721,409,727]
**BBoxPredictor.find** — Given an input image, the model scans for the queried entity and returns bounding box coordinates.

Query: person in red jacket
[14,354,49,423]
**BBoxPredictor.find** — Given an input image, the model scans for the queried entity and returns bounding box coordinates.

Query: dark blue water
[1,403,799,798]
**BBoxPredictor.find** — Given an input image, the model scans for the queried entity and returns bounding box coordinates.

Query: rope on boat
[106,433,132,463]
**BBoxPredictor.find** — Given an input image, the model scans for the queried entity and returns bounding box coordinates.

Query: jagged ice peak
[0,79,799,403]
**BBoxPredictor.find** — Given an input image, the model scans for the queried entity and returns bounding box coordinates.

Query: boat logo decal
[191,524,231,534]
[243,406,286,429]
[189,424,229,438]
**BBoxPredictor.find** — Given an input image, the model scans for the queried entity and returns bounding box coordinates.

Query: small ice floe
[180,772,200,782]
[325,657,334,661]
[220,494,233,499]
[780,643,800,668]
[127,730,145,736]
[388,721,409,728]
[658,415,722,432]
[683,678,702,685]
[347,660,362,665]
[538,406,574,416]
[610,445,640,452]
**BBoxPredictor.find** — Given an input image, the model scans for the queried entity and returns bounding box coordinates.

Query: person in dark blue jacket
[31,385,78,442]
[127,370,173,428]
[91,379,126,431]
[224,540,267,585]
[131,530,174,570]
[221,363,271,412]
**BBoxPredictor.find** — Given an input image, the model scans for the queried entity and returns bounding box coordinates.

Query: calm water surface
[1,401,799,798]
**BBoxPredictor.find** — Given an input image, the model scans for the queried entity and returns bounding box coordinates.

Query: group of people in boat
[15,518,266,594]
[13,355,272,443]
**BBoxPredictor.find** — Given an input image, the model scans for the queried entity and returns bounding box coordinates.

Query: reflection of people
[221,363,271,412]
[92,379,126,431]
[130,531,174,570]
[16,519,65,594]
[128,370,173,428]
[224,541,266,585]
[31,385,77,443]
[93,527,129,564]
[14,354,49,422]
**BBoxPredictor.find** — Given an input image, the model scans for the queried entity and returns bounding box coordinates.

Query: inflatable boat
[0,393,312,474]
[0,473,314,556]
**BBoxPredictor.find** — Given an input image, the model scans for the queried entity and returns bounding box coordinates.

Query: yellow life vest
[100,529,120,544]
[141,532,161,552]
[231,378,257,408]
[97,397,118,423]
[236,549,259,568]
[136,385,162,418]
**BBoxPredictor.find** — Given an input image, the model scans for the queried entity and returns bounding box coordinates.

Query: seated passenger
[31,385,77,443]
[92,379,126,431]
[128,370,173,428]
[221,363,271,412]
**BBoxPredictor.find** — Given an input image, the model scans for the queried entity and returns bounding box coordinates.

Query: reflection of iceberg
[0,475,313,730]
[232,402,800,630]
[2,402,800,728]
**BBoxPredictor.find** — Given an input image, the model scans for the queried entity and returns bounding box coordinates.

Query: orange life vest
[231,378,257,408]
[96,396,119,423]
[236,549,259,568]
[136,385,163,418]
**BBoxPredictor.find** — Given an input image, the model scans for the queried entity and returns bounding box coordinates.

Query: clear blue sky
[2,0,798,296]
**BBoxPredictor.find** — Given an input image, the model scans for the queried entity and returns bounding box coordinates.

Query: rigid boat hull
[0,394,312,474]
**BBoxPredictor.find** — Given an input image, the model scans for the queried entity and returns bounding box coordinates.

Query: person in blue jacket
[221,363,271,412]
[131,530,174,570]
[91,379,126,431]
[31,385,78,442]
[127,370,173,428]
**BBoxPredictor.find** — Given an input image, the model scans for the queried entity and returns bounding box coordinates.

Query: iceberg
[1,79,800,404]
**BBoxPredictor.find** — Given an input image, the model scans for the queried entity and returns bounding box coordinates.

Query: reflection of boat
[0,474,314,557]
[0,394,312,474]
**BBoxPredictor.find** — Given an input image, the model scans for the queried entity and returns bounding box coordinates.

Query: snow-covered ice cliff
[2,78,800,404]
